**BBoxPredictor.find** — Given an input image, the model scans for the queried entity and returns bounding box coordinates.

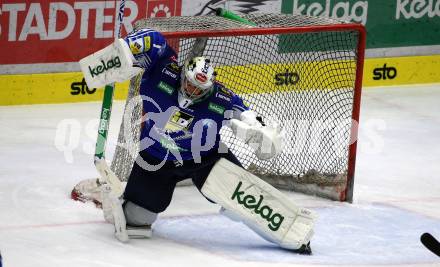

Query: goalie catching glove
[230,110,285,160]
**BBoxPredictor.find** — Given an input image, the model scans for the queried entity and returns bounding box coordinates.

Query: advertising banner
[0,73,130,105]
[0,0,182,65]
[281,0,440,49]
[1,0,439,106]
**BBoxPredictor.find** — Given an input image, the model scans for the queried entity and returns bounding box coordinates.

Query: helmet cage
[181,75,211,101]
[179,57,215,104]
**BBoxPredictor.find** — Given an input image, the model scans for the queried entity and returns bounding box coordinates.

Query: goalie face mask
[178,57,215,108]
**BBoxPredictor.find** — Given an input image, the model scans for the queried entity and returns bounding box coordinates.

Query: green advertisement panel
[281,0,440,49]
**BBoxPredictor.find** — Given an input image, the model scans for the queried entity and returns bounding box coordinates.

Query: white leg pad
[202,158,316,250]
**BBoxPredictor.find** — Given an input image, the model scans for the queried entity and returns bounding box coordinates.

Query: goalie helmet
[178,57,216,108]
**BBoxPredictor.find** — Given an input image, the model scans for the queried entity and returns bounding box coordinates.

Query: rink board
[1,54,440,105]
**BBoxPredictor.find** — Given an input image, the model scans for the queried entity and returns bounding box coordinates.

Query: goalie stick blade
[71,189,102,208]
[421,233,440,257]
[289,242,312,255]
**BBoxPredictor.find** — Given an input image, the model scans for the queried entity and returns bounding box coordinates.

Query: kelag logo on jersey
[157,81,175,95]
[160,138,187,152]
[373,64,397,80]
[208,102,225,115]
[71,78,97,95]
[275,70,300,86]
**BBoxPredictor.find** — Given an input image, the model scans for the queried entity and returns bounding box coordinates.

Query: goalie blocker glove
[79,29,169,89]
[230,110,285,160]
[79,38,143,89]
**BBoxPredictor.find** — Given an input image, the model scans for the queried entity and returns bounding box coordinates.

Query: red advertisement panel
[0,0,182,65]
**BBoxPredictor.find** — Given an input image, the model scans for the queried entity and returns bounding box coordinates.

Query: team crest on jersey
[129,36,151,55]
[164,109,194,132]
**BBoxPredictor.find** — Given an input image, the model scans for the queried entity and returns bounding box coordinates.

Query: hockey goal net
[72,13,365,204]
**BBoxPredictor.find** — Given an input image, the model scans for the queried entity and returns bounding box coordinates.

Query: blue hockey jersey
[124,29,249,161]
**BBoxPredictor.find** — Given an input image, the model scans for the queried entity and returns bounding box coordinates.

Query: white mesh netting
[105,13,363,202]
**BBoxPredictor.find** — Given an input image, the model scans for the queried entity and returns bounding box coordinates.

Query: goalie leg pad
[202,158,316,250]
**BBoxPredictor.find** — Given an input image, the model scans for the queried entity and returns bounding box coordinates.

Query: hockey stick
[421,232,440,257]
[208,7,257,26]
[94,0,126,197]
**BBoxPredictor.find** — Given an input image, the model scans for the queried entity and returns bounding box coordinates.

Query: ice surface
[154,205,440,265]
[0,84,440,267]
